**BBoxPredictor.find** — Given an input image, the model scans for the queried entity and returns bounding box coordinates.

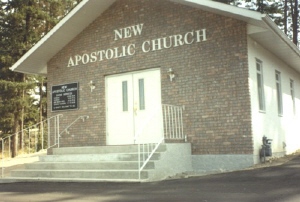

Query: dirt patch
[249,150,300,169]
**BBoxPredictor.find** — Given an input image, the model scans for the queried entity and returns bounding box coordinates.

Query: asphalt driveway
[1,155,300,202]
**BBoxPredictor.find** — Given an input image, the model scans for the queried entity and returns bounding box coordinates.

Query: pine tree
[0,0,81,157]
[213,0,299,47]
[290,0,299,45]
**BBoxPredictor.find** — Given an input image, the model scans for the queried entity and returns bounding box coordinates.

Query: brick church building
[10,0,300,180]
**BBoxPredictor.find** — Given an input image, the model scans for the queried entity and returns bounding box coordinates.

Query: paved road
[1,155,300,202]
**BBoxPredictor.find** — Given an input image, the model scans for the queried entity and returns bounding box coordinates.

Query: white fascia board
[9,0,89,72]
[247,24,268,34]
[10,0,116,74]
[262,15,300,58]
[171,0,266,26]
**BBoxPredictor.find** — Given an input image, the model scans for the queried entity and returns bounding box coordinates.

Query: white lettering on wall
[67,57,75,67]
[142,40,151,53]
[67,25,208,67]
[141,29,206,53]
[184,31,194,44]
[82,54,89,64]
[90,52,97,62]
[114,23,144,40]
[196,29,207,42]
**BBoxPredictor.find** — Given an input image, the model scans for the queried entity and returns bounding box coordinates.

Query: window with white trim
[256,59,265,112]
[276,71,283,116]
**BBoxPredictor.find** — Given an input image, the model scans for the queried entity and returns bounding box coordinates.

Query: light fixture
[167,68,175,82]
[89,80,95,92]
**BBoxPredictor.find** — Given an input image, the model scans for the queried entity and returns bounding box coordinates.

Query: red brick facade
[47,0,253,155]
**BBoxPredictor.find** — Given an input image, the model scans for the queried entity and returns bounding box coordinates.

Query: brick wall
[47,0,253,154]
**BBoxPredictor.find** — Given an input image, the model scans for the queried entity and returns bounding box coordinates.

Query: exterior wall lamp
[168,68,175,82]
[89,80,95,92]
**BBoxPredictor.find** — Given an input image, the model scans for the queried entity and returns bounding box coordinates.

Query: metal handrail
[135,105,163,180]
[58,115,89,147]
[138,138,164,180]
[137,104,185,180]
[0,114,89,178]
[1,114,63,178]
[1,139,3,178]
[162,104,185,140]
[46,114,63,149]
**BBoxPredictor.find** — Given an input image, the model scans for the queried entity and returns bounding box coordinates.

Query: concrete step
[52,144,167,155]
[24,161,155,170]
[6,143,192,182]
[10,169,148,179]
[39,153,161,162]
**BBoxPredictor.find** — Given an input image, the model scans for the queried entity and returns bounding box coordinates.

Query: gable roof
[10,0,300,75]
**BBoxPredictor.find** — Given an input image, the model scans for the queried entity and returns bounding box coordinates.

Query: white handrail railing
[47,114,63,149]
[137,104,185,180]
[1,139,3,178]
[138,138,164,179]
[135,105,163,180]
[162,104,185,140]
[1,114,63,178]
[0,114,89,178]
[58,115,89,147]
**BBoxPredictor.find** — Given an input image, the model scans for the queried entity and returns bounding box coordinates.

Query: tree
[290,0,299,45]
[213,0,300,48]
[0,0,81,157]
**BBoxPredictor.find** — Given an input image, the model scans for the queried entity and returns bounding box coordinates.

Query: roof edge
[9,0,90,72]
[171,0,265,21]
[262,15,300,57]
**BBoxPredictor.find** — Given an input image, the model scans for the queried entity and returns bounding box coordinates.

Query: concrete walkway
[1,150,46,178]
[0,153,300,201]
[0,150,298,181]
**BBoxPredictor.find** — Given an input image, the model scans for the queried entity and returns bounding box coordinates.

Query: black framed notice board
[51,82,79,111]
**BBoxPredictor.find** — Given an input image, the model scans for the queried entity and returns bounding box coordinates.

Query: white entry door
[106,69,163,145]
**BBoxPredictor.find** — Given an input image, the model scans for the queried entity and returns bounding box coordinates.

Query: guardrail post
[54,117,57,147]
[21,129,24,151]
[57,115,60,148]
[48,118,50,149]
[41,121,44,150]
[1,139,3,178]
[35,130,37,152]
[8,137,11,158]
[138,144,141,180]
[28,129,31,154]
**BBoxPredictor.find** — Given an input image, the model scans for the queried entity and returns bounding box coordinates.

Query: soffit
[248,21,300,72]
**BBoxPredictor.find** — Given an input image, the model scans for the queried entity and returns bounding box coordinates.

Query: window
[138,79,145,110]
[290,79,295,114]
[256,59,265,111]
[276,71,283,116]
[122,81,128,111]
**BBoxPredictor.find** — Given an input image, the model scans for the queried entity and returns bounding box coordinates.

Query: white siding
[248,37,300,163]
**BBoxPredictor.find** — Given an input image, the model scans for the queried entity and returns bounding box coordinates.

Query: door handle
[134,102,138,116]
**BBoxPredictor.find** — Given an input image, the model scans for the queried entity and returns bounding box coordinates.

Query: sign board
[51,82,79,111]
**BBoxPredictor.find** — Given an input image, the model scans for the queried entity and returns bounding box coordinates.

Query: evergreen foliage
[0,0,81,157]
[213,0,299,48]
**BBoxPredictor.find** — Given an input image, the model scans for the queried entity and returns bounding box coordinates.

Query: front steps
[6,143,192,182]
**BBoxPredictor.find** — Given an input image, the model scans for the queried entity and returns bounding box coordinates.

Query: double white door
[106,69,163,145]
